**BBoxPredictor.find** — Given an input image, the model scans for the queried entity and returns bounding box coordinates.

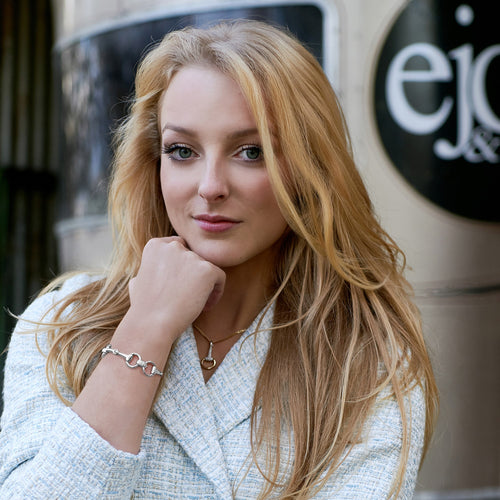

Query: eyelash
[236,145,263,162]
[161,143,194,161]
[161,143,264,162]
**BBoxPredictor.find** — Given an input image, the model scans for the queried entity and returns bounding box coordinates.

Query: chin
[183,239,240,266]
[199,253,243,269]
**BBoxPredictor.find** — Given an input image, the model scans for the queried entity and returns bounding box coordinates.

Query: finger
[166,236,192,251]
[158,236,187,246]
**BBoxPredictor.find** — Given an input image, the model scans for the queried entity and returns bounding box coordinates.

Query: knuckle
[169,240,184,251]
[198,260,213,271]
[144,238,160,251]
[199,260,220,278]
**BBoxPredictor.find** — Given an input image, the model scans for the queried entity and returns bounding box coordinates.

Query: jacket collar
[153,305,273,499]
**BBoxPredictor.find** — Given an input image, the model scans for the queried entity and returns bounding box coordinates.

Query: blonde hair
[40,20,437,499]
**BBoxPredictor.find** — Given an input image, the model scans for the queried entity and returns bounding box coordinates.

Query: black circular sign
[374,0,499,222]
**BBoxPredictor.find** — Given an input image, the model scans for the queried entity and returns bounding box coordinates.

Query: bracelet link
[101,344,163,377]
[125,352,141,368]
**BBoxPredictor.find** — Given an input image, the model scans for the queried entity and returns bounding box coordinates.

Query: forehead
[159,66,264,142]
[161,66,247,113]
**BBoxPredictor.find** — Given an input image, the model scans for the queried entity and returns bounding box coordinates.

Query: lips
[193,214,241,233]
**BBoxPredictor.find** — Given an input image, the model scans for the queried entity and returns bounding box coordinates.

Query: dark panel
[0,0,57,414]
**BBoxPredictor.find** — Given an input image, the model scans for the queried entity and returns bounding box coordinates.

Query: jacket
[0,274,425,499]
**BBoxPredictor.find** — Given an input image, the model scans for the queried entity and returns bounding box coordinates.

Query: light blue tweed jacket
[0,274,426,499]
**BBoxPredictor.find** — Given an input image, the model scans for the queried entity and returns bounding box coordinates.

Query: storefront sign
[374,1,499,221]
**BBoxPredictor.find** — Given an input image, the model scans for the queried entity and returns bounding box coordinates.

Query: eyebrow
[161,123,260,140]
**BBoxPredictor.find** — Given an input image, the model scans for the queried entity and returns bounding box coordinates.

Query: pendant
[200,341,217,370]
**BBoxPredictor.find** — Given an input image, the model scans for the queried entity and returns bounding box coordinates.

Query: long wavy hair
[40,20,437,499]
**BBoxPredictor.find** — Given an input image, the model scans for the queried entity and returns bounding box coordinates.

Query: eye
[237,145,263,162]
[162,144,196,161]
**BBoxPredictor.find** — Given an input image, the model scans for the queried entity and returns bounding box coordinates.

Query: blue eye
[162,144,195,160]
[177,147,193,159]
[239,145,263,161]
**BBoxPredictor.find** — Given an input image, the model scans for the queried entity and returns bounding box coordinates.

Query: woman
[0,20,438,499]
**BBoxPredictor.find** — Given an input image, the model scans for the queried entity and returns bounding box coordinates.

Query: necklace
[193,324,246,370]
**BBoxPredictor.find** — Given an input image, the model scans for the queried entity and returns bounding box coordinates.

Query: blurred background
[0,0,498,498]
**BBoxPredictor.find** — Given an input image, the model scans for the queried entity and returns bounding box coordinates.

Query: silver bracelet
[101,344,163,377]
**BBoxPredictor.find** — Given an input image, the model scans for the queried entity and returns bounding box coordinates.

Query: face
[159,65,288,272]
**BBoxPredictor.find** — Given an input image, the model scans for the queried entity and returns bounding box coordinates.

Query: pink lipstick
[193,214,241,233]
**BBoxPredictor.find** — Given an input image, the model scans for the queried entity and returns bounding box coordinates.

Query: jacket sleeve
[314,382,426,499]
[0,275,144,499]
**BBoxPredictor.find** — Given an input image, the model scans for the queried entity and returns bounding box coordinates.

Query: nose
[197,157,229,202]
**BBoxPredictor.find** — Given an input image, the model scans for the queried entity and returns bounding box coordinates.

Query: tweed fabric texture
[0,274,426,499]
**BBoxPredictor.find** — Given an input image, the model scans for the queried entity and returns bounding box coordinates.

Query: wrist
[109,310,180,373]
[120,308,183,347]
[101,344,164,377]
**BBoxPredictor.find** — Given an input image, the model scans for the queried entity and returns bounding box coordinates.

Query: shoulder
[17,273,102,327]
[8,273,103,355]
[47,271,104,300]
[3,274,104,409]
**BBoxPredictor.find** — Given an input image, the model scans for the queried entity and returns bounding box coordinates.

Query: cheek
[244,169,275,198]
[251,176,286,225]
[160,164,188,211]
[160,169,185,236]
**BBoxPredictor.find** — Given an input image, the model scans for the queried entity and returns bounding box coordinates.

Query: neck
[195,259,274,341]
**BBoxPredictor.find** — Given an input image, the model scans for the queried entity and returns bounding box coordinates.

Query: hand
[128,237,225,339]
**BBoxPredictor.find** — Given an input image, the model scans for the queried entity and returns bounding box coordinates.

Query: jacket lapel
[152,306,273,499]
[153,328,233,499]
[205,308,273,439]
